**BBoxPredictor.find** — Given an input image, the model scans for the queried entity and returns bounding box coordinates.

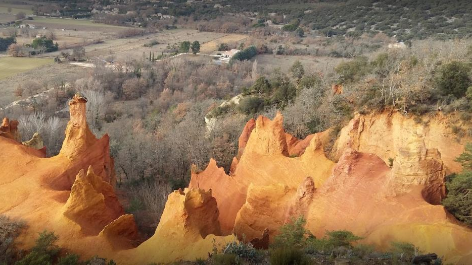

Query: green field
[0,4,33,15]
[0,57,53,80]
[32,17,126,29]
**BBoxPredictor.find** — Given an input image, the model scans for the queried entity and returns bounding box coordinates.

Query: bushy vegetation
[0,37,16,52]
[0,215,25,265]
[12,230,117,265]
[31,37,59,53]
[231,46,258,63]
[16,231,63,265]
[270,248,309,265]
[443,143,472,227]
[435,61,471,98]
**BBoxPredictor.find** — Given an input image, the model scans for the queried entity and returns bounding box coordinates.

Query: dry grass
[0,215,26,264]
[0,2,33,15]
[30,17,127,33]
[200,34,248,53]
[0,57,54,80]
[256,54,345,74]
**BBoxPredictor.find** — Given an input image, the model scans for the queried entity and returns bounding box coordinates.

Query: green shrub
[298,75,320,89]
[238,97,265,115]
[289,60,305,80]
[442,144,472,227]
[305,230,362,255]
[231,46,257,62]
[31,37,58,52]
[213,253,239,265]
[16,231,61,265]
[0,37,16,51]
[335,57,370,83]
[223,241,262,263]
[57,254,80,265]
[246,77,272,96]
[324,230,362,248]
[0,215,25,264]
[271,80,297,109]
[352,244,375,258]
[272,216,312,249]
[126,197,145,212]
[389,241,418,261]
[332,95,353,118]
[435,61,471,98]
[179,41,191,53]
[218,43,230,51]
[270,248,310,265]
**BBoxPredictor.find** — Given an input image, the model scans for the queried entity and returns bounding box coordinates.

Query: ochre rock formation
[0,117,21,141]
[0,96,233,264]
[333,112,465,174]
[190,160,247,234]
[237,114,314,158]
[124,188,235,264]
[50,94,115,190]
[305,148,472,264]
[63,166,124,235]
[192,112,472,263]
[22,132,44,150]
[190,113,334,236]
[2,93,472,264]
[98,214,139,250]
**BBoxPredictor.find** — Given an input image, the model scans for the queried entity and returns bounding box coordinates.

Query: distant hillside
[29,0,472,40]
[226,0,472,40]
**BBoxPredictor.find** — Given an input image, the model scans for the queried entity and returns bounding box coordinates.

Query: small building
[221,49,240,59]
[388,42,407,49]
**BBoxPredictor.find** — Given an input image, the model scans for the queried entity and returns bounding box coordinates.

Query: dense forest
[28,0,472,40]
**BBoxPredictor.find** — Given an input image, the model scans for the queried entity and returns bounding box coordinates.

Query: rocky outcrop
[48,94,115,190]
[191,114,334,236]
[129,188,235,264]
[22,132,44,150]
[0,118,20,141]
[284,177,315,222]
[238,113,315,158]
[60,95,97,160]
[237,118,255,158]
[234,183,295,243]
[2,94,472,264]
[189,159,246,235]
[333,113,454,203]
[99,214,139,250]
[63,167,123,235]
[193,112,472,263]
[333,112,465,174]
[305,148,472,264]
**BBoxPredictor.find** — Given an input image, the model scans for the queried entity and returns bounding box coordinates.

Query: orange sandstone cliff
[190,112,472,264]
[2,94,472,264]
[0,95,233,264]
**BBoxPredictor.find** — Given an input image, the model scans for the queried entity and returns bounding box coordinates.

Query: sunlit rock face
[0,96,233,264]
[193,112,472,264]
[1,93,472,264]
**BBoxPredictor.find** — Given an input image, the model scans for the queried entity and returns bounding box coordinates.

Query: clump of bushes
[212,241,262,265]
[435,61,471,99]
[231,46,257,62]
[443,143,472,227]
[13,230,116,265]
[223,241,263,263]
[16,230,62,265]
[270,248,310,265]
[0,215,25,264]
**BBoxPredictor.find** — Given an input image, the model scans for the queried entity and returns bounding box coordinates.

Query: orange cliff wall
[190,113,335,235]
[0,95,233,264]
[2,94,472,264]
[191,111,472,263]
